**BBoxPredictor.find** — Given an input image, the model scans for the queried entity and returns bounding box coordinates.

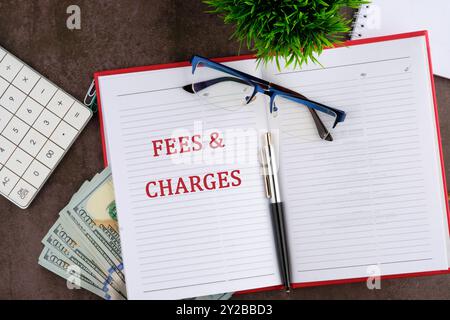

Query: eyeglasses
[183,55,346,142]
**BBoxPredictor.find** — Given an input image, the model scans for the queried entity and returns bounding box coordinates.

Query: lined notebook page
[97,60,281,299]
[263,35,449,283]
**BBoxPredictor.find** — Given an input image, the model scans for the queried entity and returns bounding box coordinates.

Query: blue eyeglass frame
[187,55,346,130]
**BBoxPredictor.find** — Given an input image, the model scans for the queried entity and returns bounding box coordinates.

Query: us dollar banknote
[38,247,124,300]
[43,218,126,297]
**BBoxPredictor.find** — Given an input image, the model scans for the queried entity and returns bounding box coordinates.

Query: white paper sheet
[352,0,450,79]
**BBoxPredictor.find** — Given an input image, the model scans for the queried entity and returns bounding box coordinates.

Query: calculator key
[2,116,30,145]
[6,148,33,176]
[16,97,44,126]
[37,140,64,169]
[0,77,8,97]
[0,48,6,61]
[0,54,23,82]
[0,85,26,113]
[12,66,40,94]
[29,78,57,106]
[50,121,78,149]
[64,102,92,130]
[10,179,36,208]
[34,109,60,137]
[0,105,13,132]
[47,90,74,118]
[0,135,15,165]
[0,167,19,195]
[19,128,46,157]
[23,160,50,188]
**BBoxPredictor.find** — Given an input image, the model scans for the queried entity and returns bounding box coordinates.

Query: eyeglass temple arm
[269,83,333,141]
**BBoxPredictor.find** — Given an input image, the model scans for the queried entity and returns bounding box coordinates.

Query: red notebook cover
[94,30,450,295]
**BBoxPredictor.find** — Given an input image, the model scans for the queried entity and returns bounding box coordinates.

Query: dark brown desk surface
[0,0,449,300]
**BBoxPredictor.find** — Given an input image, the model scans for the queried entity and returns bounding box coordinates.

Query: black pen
[261,132,292,292]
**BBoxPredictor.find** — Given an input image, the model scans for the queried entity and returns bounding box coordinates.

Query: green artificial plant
[204,0,368,68]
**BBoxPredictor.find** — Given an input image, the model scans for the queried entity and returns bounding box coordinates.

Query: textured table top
[0,0,449,300]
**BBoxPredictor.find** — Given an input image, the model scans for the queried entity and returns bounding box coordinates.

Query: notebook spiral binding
[350,4,371,40]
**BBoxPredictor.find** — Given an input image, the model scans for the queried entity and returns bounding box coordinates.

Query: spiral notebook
[95,31,450,300]
[351,0,450,79]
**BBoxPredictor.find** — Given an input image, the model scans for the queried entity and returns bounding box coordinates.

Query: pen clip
[261,146,271,199]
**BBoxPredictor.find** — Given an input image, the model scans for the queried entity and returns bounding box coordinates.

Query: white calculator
[0,45,92,209]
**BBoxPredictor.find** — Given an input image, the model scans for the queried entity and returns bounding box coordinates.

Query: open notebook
[95,31,450,300]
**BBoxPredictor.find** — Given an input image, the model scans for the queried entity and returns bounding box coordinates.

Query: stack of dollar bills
[38,167,232,300]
